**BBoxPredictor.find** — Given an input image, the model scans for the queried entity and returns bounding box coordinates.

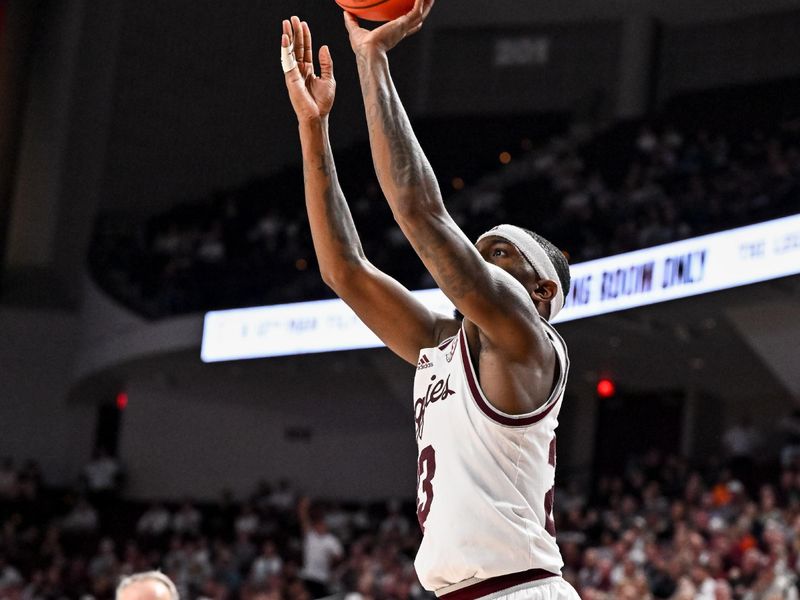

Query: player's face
[475,236,538,286]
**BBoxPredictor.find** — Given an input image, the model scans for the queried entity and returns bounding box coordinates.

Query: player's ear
[531,279,558,303]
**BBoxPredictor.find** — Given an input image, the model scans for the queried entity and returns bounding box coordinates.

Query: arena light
[202,214,800,362]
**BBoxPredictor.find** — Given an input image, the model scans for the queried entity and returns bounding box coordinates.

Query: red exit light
[116,391,128,411]
[597,378,616,398]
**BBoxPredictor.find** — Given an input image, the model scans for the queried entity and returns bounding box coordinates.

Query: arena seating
[1,448,798,599]
[89,80,800,318]
[88,104,800,318]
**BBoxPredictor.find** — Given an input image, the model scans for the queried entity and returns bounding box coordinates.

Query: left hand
[282,16,336,123]
[343,0,435,57]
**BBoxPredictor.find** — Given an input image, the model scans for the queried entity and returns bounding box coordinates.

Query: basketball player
[116,571,180,600]
[280,1,580,598]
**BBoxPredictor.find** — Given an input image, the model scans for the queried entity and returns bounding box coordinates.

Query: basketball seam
[337,0,392,9]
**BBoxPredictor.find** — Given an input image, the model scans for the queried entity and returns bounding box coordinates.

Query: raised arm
[344,2,550,361]
[281,17,457,364]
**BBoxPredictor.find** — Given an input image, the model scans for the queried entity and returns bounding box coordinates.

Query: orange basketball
[336,0,415,22]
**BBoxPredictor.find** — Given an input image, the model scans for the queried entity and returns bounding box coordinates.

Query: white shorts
[479,577,580,600]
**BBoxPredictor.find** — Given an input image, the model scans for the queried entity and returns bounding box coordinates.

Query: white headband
[477,224,565,320]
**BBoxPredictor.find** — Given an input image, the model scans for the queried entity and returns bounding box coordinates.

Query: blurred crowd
[89,113,800,318]
[2,442,800,600]
[559,452,800,600]
[0,461,425,600]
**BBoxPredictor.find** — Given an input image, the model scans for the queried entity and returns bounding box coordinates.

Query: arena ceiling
[435,0,800,24]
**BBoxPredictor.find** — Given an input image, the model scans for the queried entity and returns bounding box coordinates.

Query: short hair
[521,228,571,299]
[116,571,179,600]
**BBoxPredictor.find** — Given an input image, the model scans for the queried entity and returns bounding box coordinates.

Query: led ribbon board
[202,214,800,362]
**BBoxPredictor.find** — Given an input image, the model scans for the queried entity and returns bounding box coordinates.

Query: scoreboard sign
[202,214,800,361]
[559,213,800,321]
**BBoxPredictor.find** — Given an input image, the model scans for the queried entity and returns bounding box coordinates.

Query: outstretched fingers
[302,21,315,73]
[410,0,425,18]
[291,16,303,52]
[281,20,300,78]
[283,17,320,78]
[290,16,308,76]
[318,45,334,81]
[406,0,434,27]
[388,0,433,43]
[343,11,360,35]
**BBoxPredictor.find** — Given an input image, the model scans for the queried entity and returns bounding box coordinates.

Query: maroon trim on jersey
[438,336,455,351]
[438,569,559,600]
[458,328,559,427]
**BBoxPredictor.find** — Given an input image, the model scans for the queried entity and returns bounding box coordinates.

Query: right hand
[282,16,336,122]
[344,0,434,58]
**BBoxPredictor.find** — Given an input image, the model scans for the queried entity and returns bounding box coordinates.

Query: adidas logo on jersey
[417,354,434,370]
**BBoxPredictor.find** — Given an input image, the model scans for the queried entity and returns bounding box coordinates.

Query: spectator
[83,447,123,509]
[298,497,343,598]
[213,545,242,595]
[196,223,226,264]
[184,537,213,593]
[116,570,180,600]
[233,530,258,570]
[779,407,800,468]
[172,501,202,536]
[250,540,283,586]
[234,503,261,538]
[379,500,410,538]
[89,537,119,582]
[323,502,352,543]
[722,416,762,486]
[268,480,296,514]
[163,536,189,583]
[137,503,173,540]
[0,554,23,596]
[62,497,99,534]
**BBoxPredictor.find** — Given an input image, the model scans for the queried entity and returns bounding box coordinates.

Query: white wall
[114,338,602,501]
[74,275,202,381]
[117,350,419,501]
[727,301,800,402]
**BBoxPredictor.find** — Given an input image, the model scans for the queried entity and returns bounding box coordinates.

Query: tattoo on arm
[414,226,478,299]
[372,89,416,187]
[356,54,479,299]
[302,140,365,266]
[358,54,437,197]
[323,179,365,266]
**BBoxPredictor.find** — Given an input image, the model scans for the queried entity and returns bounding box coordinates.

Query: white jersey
[412,318,569,593]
